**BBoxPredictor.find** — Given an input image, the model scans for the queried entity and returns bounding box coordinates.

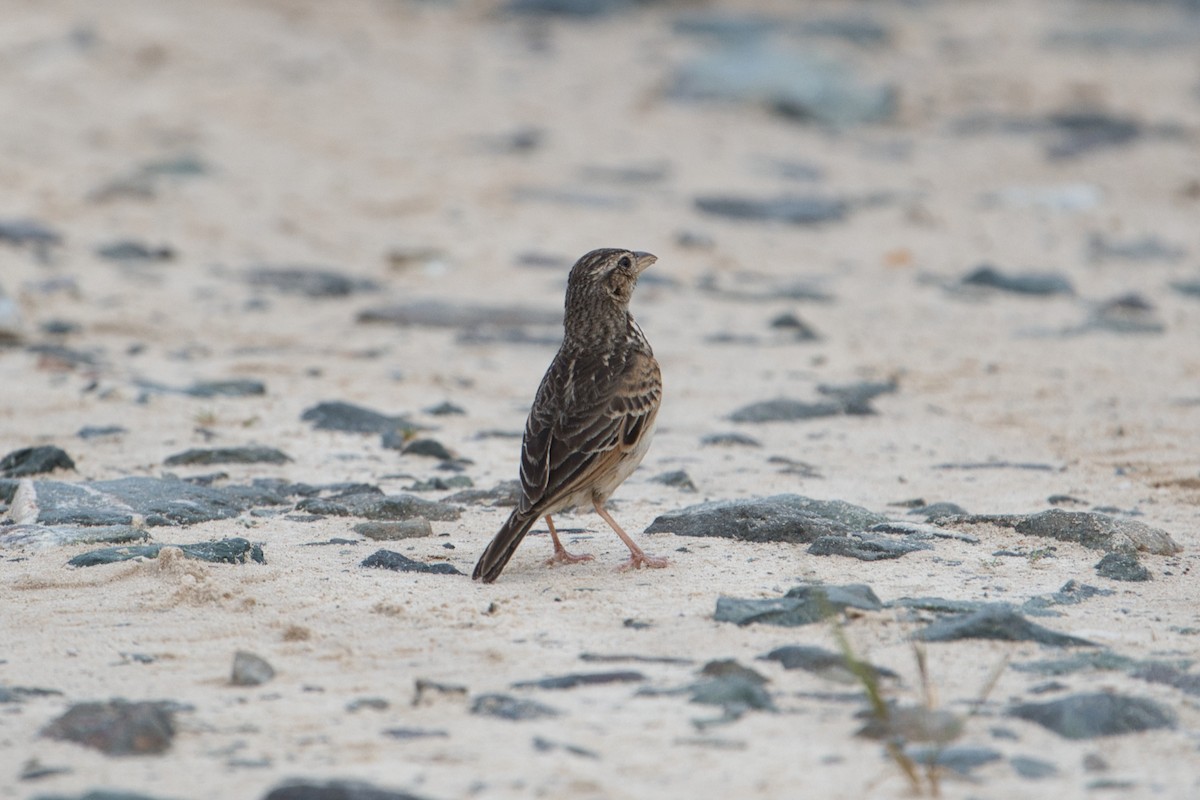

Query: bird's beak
[632,251,657,274]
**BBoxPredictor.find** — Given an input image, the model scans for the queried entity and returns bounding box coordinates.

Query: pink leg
[592,500,669,572]
[543,515,594,567]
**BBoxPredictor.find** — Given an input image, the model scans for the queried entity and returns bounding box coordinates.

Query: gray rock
[352,520,433,540]
[503,0,638,17]
[470,693,560,721]
[41,699,176,755]
[1170,279,1200,298]
[262,780,430,800]
[1130,662,1200,697]
[688,675,775,714]
[231,651,275,686]
[1015,509,1181,555]
[1044,111,1142,160]
[646,494,886,542]
[1022,580,1115,614]
[394,437,454,460]
[360,549,462,575]
[650,470,696,492]
[808,533,931,561]
[887,597,987,615]
[1009,693,1175,739]
[95,239,176,263]
[512,671,644,690]
[532,735,599,759]
[1086,232,1186,263]
[297,492,460,521]
[761,645,897,683]
[424,401,465,416]
[905,745,1002,775]
[1,446,75,477]
[730,381,896,422]
[1011,755,1059,779]
[0,524,149,550]
[443,480,522,507]
[301,401,413,434]
[699,432,762,447]
[961,264,1074,295]
[0,477,246,527]
[715,583,882,627]
[868,520,979,543]
[382,727,447,740]
[244,266,379,297]
[670,45,894,126]
[163,446,291,466]
[914,604,1095,647]
[357,301,560,329]
[68,538,265,567]
[1012,651,1141,677]
[694,195,847,225]
[1095,552,1151,581]
[134,379,267,398]
[77,425,128,439]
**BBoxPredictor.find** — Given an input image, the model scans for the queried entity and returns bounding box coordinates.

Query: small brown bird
[473,248,668,583]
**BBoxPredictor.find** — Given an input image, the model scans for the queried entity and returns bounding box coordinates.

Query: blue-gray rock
[297,492,459,521]
[887,596,987,615]
[1171,279,1200,298]
[424,401,465,416]
[95,240,176,262]
[0,477,245,527]
[1,446,75,477]
[470,693,560,721]
[1011,755,1059,779]
[532,735,599,759]
[262,780,430,800]
[134,379,267,398]
[808,533,931,561]
[360,549,462,575]
[1086,232,1186,263]
[503,0,637,16]
[961,264,1074,295]
[1095,552,1151,581]
[1130,662,1200,697]
[443,479,522,507]
[670,45,894,126]
[40,699,176,755]
[68,537,265,567]
[163,446,291,466]
[694,195,847,225]
[0,217,62,248]
[245,266,379,297]
[352,519,433,540]
[699,432,762,447]
[1012,651,1141,677]
[650,469,696,492]
[1014,509,1180,555]
[77,425,128,439]
[715,583,882,627]
[1009,693,1175,739]
[1044,112,1141,160]
[905,745,1003,775]
[231,651,275,686]
[688,674,775,713]
[512,671,644,690]
[646,494,886,542]
[1022,580,1115,614]
[394,437,455,460]
[301,401,413,434]
[914,604,1095,647]
[761,645,897,683]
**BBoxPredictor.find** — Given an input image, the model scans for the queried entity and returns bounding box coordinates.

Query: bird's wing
[518,347,660,514]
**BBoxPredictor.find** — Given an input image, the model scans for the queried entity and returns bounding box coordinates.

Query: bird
[473,248,668,583]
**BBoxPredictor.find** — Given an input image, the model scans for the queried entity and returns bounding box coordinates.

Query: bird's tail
[472,509,538,583]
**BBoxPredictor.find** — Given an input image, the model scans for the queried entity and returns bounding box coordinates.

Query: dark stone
[512,671,644,690]
[352,520,433,540]
[1044,112,1141,160]
[77,425,128,439]
[424,401,465,416]
[2,477,247,527]
[1012,651,1140,677]
[688,675,775,713]
[0,524,149,550]
[729,382,896,422]
[1015,509,1180,555]
[761,645,896,682]
[0,684,63,703]
[244,266,379,297]
[1009,693,1175,739]
[1011,755,1059,779]
[887,597,987,615]
[1170,279,1200,298]
[382,727,447,740]
[670,46,894,126]
[1130,663,1200,697]
[961,264,1074,295]
[470,693,560,721]
[914,604,1095,647]
[296,492,460,522]
[40,318,82,335]
[867,520,979,544]
[163,446,291,466]
[646,494,886,542]
[807,533,931,561]
[0,217,62,247]
[715,583,882,627]
[396,438,454,460]
[96,240,176,262]
[768,311,820,340]
[231,651,275,686]
[41,699,176,755]
[1023,580,1115,614]
[579,653,693,665]
[182,379,266,398]
[301,401,413,434]
[405,476,472,492]
[650,470,696,492]
[360,549,462,575]
[1095,552,1151,581]
[531,735,599,759]
[905,745,1003,775]
[357,301,559,329]
[262,780,430,800]
[503,0,638,18]
[1086,232,1186,263]
[1,446,75,477]
[694,195,847,225]
[699,432,762,447]
[68,538,265,567]
[443,480,522,507]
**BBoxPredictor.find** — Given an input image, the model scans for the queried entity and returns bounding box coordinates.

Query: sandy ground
[2,0,1199,798]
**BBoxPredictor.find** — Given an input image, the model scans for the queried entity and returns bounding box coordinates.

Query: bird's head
[565,248,656,312]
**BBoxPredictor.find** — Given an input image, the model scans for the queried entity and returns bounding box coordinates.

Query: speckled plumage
[473,248,667,583]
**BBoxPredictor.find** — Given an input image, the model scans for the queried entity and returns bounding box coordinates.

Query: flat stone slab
[913,604,1096,647]
[298,492,460,522]
[1009,693,1175,739]
[715,583,882,627]
[360,549,462,575]
[645,494,886,543]
[40,699,177,755]
[68,538,265,567]
[0,477,247,527]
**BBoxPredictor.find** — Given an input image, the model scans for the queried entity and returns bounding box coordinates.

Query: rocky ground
[2,0,1199,798]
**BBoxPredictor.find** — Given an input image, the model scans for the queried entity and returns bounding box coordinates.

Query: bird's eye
[617,255,633,270]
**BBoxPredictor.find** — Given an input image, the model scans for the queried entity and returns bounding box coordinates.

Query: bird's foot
[544,548,594,568]
[617,552,669,572]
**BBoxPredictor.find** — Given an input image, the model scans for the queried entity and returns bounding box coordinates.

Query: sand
[1,0,1199,797]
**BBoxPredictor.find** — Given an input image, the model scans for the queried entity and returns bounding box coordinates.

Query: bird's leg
[592,499,669,571]
[543,514,594,567]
